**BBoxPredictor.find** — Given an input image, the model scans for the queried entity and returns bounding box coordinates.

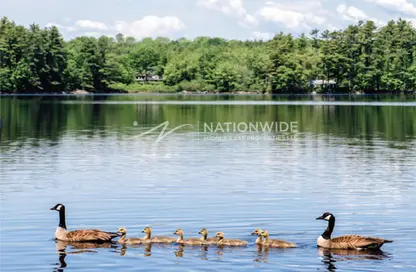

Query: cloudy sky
[2,0,416,40]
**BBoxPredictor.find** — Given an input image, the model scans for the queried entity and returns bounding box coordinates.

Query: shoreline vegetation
[1,17,416,95]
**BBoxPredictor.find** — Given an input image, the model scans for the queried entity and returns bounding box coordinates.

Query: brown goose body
[57,228,119,242]
[199,229,218,245]
[175,229,203,245]
[142,227,176,243]
[215,232,248,247]
[260,230,296,248]
[50,204,119,243]
[316,212,393,250]
[317,234,392,250]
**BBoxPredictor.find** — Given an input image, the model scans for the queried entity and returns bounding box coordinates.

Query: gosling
[215,232,248,247]
[260,230,296,248]
[142,226,176,243]
[198,228,218,245]
[251,229,263,245]
[117,227,146,245]
[174,229,202,246]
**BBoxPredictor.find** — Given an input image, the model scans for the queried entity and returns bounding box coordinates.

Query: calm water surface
[1,95,415,271]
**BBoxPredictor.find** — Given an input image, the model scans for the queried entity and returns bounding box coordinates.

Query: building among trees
[136,73,163,82]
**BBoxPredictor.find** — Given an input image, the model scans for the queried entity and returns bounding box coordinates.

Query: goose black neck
[58,207,67,229]
[322,216,335,240]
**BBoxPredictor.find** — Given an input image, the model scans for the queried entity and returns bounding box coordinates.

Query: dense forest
[1,16,416,93]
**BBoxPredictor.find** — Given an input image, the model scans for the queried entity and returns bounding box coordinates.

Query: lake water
[1,94,415,271]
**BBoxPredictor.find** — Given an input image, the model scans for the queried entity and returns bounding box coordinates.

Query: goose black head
[50,204,65,211]
[316,212,334,221]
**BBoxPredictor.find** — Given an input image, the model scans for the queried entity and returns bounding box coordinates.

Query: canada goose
[260,230,296,248]
[142,226,176,243]
[251,229,263,245]
[117,227,146,245]
[214,232,248,246]
[198,228,218,245]
[50,204,119,242]
[316,212,393,250]
[174,229,202,245]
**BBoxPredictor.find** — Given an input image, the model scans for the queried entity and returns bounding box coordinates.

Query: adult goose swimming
[316,212,393,250]
[50,204,119,242]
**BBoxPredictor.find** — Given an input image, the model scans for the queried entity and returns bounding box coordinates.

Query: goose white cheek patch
[324,215,332,221]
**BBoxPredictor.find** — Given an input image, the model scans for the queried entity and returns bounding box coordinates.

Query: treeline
[1,16,416,93]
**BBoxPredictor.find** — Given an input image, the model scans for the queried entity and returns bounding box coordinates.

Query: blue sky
[2,0,416,40]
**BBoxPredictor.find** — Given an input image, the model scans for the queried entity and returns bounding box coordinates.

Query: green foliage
[1,16,416,93]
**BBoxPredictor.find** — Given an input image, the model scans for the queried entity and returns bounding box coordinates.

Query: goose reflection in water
[118,243,153,257]
[318,247,390,271]
[144,244,152,257]
[253,244,295,263]
[200,245,209,260]
[174,245,184,257]
[253,244,269,263]
[174,244,209,260]
[54,252,67,272]
[54,240,117,271]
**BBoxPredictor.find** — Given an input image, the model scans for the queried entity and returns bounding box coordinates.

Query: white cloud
[366,0,416,16]
[46,22,62,28]
[337,4,367,20]
[66,26,78,32]
[336,4,385,26]
[251,31,274,41]
[258,1,326,29]
[115,16,185,39]
[75,20,108,30]
[83,32,105,38]
[259,7,305,28]
[46,22,78,32]
[198,0,257,26]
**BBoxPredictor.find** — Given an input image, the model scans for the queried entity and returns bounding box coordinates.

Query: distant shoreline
[1,90,415,96]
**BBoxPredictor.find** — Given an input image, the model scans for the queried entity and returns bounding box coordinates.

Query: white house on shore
[136,73,163,82]
[309,79,336,88]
